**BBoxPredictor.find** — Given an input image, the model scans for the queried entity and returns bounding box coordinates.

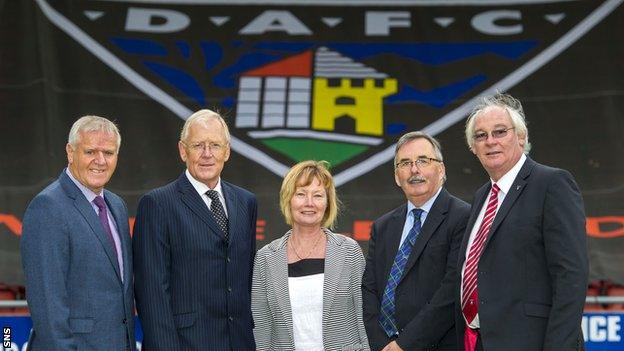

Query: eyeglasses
[395,157,442,170]
[183,141,225,154]
[473,127,515,142]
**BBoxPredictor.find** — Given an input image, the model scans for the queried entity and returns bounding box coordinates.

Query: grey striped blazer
[251,229,370,351]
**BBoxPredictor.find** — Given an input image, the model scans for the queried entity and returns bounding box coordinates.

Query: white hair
[465,93,531,154]
[68,115,121,150]
[180,109,230,143]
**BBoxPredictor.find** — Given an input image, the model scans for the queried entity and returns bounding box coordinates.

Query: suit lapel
[323,231,346,317]
[400,189,449,283]
[382,206,407,281]
[483,158,534,249]
[105,192,131,289]
[176,173,225,240]
[59,172,122,283]
[223,182,244,246]
[458,184,490,266]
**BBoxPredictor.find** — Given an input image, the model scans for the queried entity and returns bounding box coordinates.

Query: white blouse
[288,273,324,351]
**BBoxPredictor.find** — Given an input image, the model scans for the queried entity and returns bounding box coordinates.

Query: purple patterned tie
[93,196,119,262]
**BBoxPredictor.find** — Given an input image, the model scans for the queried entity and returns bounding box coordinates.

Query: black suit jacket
[133,173,257,351]
[455,157,588,351]
[363,188,470,351]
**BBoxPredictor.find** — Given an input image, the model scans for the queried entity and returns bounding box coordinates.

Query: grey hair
[180,109,231,143]
[394,131,444,165]
[68,115,121,150]
[394,131,446,183]
[465,93,531,154]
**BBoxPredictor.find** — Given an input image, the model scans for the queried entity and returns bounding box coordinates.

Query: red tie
[461,183,500,351]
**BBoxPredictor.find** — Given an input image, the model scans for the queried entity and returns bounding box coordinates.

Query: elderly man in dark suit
[133,109,257,350]
[457,93,588,351]
[21,115,135,350]
[363,131,470,351]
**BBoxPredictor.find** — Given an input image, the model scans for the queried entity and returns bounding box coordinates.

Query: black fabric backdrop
[0,0,622,286]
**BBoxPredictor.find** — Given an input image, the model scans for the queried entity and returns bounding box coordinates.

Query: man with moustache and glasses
[133,109,258,351]
[363,131,470,351]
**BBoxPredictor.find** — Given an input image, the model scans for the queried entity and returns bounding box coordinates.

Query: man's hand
[381,341,404,351]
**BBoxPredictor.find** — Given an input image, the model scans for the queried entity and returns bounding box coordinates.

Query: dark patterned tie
[92,196,119,262]
[379,208,423,337]
[206,190,229,240]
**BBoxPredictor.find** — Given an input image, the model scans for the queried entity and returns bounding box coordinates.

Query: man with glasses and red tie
[457,93,588,351]
[363,131,470,351]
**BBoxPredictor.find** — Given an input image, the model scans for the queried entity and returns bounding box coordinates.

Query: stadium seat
[606,285,624,311]
[585,282,603,311]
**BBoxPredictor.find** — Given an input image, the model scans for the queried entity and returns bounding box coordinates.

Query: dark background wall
[1,0,622,286]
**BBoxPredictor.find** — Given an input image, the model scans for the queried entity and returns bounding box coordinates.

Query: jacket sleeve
[21,195,77,351]
[132,193,181,350]
[351,243,371,351]
[248,196,258,296]
[361,221,387,351]
[251,249,271,351]
[542,170,588,350]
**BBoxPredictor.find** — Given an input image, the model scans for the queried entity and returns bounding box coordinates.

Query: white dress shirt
[461,153,526,327]
[185,169,228,217]
[399,187,442,247]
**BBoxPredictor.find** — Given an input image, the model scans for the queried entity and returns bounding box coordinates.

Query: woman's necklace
[290,229,324,260]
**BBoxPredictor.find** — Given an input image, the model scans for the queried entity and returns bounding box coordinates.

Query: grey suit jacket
[251,230,370,351]
[21,170,135,351]
[455,157,588,351]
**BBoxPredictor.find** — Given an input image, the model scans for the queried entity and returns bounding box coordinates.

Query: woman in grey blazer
[251,160,370,351]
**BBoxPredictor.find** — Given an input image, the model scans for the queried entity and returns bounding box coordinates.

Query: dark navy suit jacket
[363,188,470,351]
[21,170,135,350]
[133,172,257,350]
[455,157,588,351]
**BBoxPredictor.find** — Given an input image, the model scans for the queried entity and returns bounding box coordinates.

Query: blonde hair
[280,160,339,229]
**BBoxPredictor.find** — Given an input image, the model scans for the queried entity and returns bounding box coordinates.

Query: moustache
[407,176,426,184]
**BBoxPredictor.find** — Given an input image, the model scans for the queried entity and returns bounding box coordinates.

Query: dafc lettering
[124,8,530,36]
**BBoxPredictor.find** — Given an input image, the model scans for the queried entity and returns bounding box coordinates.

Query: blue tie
[379,208,424,337]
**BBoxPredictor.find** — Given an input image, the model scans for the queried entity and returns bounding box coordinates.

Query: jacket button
[228,316,234,322]
[122,318,127,324]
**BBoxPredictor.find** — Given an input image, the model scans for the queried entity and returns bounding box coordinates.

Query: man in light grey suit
[21,116,135,351]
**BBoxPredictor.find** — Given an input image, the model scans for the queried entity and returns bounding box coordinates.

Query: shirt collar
[65,167,102,203]
[492,153,527,195]
[406,186,442,217]
[185,169,223,197]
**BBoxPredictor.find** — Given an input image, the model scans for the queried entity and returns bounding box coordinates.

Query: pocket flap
[524,302,551,317]
[173,312,197,329]
[69,318,94,333]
